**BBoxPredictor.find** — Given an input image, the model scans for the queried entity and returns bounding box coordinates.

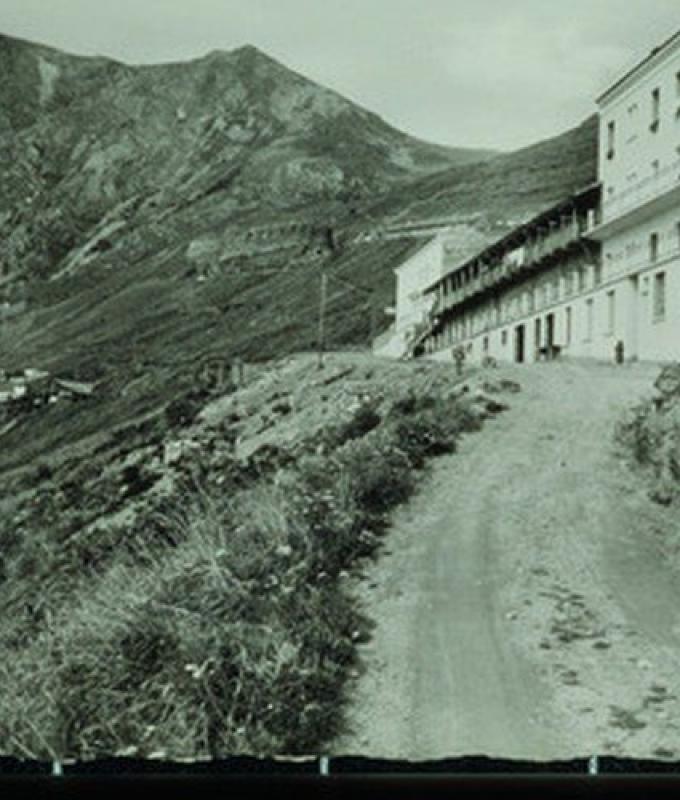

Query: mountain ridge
[0,32,597,469]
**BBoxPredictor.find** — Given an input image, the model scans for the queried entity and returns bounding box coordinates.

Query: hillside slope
[0,34,598,472]
[0,33,494,286]
[371,114,599,227]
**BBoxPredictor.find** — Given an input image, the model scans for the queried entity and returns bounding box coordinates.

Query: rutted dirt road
[335,360,680,761]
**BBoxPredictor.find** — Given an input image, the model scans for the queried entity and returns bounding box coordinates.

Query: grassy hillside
[0,353,514,759]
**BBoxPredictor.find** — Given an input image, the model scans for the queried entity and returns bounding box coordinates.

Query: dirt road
[335,360,680,761]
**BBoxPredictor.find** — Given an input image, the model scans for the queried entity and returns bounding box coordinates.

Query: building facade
[373,226,488,358]
[420,185,602,364]
[588,30,680,362]
[398,29,680,365]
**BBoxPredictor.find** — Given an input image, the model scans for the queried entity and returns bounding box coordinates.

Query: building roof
[424,183,601,295]
[54,379,96,395]
[596,28,680,106]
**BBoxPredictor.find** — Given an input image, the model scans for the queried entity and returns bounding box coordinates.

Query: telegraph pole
[317,269,328,369]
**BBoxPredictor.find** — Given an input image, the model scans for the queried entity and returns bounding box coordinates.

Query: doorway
[534,318,542,360]
[514,324,526,363]
[546,313,555,357]
[627,274,639,360]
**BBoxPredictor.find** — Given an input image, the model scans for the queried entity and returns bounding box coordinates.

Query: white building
[420,185,602,364]
[588,29,680,361]
[373,226,489,358]
[386,29,680,366]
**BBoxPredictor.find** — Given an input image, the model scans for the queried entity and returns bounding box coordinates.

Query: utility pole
[317,269,328,369]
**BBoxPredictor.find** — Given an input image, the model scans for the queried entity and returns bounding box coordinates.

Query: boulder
[163,439,202,467]
[654,364,680,400]
[499,379,521,394]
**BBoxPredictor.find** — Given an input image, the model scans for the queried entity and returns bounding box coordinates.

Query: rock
[654,364,680,399]
[650,484,674,506]
[499,379,521,394]
[163,439,201,467]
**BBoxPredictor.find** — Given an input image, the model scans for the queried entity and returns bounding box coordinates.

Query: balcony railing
[602,157,680,223]
[524,220,580,264]
[432,215,591,315]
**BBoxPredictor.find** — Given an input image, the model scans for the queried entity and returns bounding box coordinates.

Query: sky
[2,1,680,152]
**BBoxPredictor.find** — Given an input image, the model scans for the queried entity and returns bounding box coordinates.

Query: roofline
[423,182,601,295]
[596,28,680,106]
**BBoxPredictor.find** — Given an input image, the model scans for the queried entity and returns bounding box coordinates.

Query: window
[585,299,594,341]
[652,159,660,177]
[483,336,489,353]
[607,290,616,334]
[578,267,586,292]
[565,307,572,345]
[607,120,616,159]
[677,71,680,98]
[650,232,659,263]
[564,270,574,296]
[551,279,559,302]
[501,330,508,346]
[654,272,666,321]
[651,88,660,131]
[594,262,603,287]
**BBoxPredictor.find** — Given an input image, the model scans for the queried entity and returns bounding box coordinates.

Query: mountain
[0,33,495,284]
[0,33,597,473]
[369,114,599,227]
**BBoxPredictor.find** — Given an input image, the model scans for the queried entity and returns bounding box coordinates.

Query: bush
[388,408,459,468]
[0,482,365,759]
[319,402,382,451]
[165,389,208,430]
[616,398,680,503]
[35,462,53,483]
[332,433,414,516]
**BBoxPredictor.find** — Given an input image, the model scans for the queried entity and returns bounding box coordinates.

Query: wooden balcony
[431,216,587,316]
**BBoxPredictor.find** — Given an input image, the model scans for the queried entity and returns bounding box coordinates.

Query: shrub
[320,402,382,451]
[0,481,366,760]
[615,398,680,503]
[165,389,208,430]
[388,408,459,468]
[35,462,53,483]
[388,389,436,417]
[332,434,414,517]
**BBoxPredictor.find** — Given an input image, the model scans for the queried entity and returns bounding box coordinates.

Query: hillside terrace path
[335,359,680,761]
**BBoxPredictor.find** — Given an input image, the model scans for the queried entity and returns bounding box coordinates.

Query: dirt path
[334,360,680,761]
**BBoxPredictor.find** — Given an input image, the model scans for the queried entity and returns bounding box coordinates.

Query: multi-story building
[588,29,680,361]
[418,184,602,363]
[372,225,488,358]
[389,29,680,365]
